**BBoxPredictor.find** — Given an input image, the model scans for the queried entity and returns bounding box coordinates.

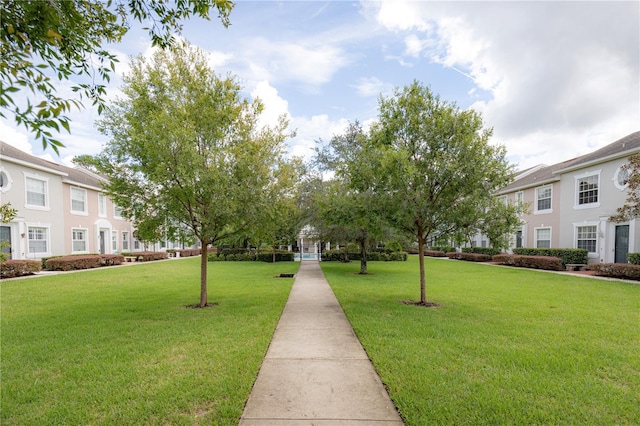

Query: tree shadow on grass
[402,300,442,308]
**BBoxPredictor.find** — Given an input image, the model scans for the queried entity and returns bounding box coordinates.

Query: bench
[124,256,138,263]
[565,263,588,271]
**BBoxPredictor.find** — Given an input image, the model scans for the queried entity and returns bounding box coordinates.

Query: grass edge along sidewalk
[321,256,640,425]
[1,257,299,425]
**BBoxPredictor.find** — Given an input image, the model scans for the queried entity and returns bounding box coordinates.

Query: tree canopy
[80,42,296,307]
[1,0,234,153]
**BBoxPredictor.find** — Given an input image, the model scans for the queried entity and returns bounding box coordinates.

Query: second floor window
[26,176,47,208]
[535,186,552,212]
[98,193,107,217]
[71,187,87,213]
[114,205,123,219]
[577,174,599,205]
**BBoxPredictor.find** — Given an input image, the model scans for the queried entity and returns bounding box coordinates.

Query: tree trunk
[359,236,368,274]
[417,233,427,304]
[199,239,208,307]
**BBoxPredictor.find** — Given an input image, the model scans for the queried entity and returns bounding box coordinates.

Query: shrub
[446,252,492,262]
[101,254,124,266]
[46,255,103,271]
[590,263,640,281]
[256,252,294,262]
[462,247,501,257]
[493,254,563,271]
[424,250,447,257]
[429,246,456,254]
[512,248,588,266]
[135,251,169,261]
[321,250,407,262]
[1,259,41,278]
[176,248,201,257]
[627,253,640,265]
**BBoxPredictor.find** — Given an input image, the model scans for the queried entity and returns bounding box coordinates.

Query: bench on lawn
[124,256,139,263]
[565,263,588,271]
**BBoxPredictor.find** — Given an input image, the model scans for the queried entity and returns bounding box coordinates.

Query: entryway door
[1,225,11,259]
[615,225,629,263]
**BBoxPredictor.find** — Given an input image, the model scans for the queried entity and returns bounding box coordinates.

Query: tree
[314,122,388,274]
[370,81,516,306]
[611,153,640,222]
[1,0,234,153]
[79,42,294,307]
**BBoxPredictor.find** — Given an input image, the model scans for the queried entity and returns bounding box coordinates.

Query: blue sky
[2,1,639,171]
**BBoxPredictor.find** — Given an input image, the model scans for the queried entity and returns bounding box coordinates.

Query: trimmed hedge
[424,250,447,257]
[1,259,41,278]
[590,263,640,281]
[175,248,201,257]
[446,252,492,262]
[429,246,456,254]
[135,251,169,261]
[462,247,501,257]
[101,254,125,266]
[321,250,407,262]
[46,255,103,271]
[493,254,563,271]
[207,251,294,262]
[512,248,588,266]
[628,253,640,265]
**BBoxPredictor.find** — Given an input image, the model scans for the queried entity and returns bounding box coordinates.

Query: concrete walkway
[239,260,404,425]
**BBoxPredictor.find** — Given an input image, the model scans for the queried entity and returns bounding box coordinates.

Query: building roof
[498,130,640,194]
[1,141,104,190]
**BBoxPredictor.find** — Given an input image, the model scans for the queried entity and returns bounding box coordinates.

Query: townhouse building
[1,142,139,260]
[497,131,640,264]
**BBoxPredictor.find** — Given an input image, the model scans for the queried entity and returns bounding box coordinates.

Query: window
[498,195,508,205]
[28,226,49,255]
[25,176,48,208]
[576,173,600,207]
[515,191,524,206]
[535,227,551,248]
[72,228,87,252]
[114,205,123,219]
[613,167,630,190]
[576,225,597,253]
[0,168,12,192]
[98,193,107,217]
[122,231,129,251]
[535,186,552,213]
[134,238,140,250]
[70,187,87,214]
[112,231,118,252]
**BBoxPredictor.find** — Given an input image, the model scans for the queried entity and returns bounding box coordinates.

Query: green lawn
[1,258,299,425]
[321,256,640,425]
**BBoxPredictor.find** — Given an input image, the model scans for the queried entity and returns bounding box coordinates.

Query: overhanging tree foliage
[370,81,517,306]
[79,42,295,307]
[611,153,640,222]
[1,0,234,153]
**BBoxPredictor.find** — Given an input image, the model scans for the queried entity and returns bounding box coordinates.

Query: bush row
[429,246,456,254]
[1,260,42,278]
[512,248,588,266]
[493,254,563,271]
[424,250,447,257]
[45,254,126,271]
[321,250,408,262]
[590,263,640,281]
[208,251,294,262]
[462,247,502,256]
[446,252,492,262]
[628,253,640,265]
[175,248,201,257]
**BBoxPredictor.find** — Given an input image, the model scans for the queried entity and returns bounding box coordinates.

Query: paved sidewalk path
[239,260,404,425]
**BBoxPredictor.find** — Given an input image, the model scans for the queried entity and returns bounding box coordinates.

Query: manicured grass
[321,256,640,425]
[1,258,299,425]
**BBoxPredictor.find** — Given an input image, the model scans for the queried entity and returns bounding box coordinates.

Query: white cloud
[250,80,291,129]
[352,77,392,97]
[0,121,32,154]
[288,114,350,161]
[374,0,430,32]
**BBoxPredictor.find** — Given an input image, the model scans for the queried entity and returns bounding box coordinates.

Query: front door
[0,225,11,259]
[615,225,629,263]
[99,231,106,255]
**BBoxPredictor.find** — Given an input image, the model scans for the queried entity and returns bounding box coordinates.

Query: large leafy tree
[81,42,294,307]
[371,81,516,306]
[314,122,388,274]
[611,153,640,222]
[1,0,234,153]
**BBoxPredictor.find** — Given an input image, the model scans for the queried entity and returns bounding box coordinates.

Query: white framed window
[534,227,551,248]
[498,195,508,205]
[122,231,129,251]
[613,166,630,191]
[72,228,88,253]
[133,238,140,250]
[575,170,600,208]
[112,231,118,252]
[534,185,552,214]
[575,224,598,253]
[0,167,12,192]
[98,193,107,217]
[70,187,88,215]
[27,225,50,256]
[114,205,123,219]
[515,191,524,206]
[25,174,49,210]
